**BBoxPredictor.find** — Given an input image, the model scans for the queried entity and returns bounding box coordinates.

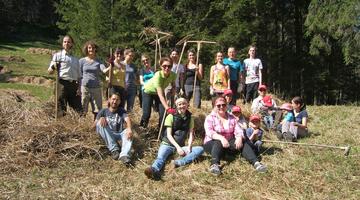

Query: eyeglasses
[142,59,149,62]
[216,104,227,108]
[162,65,172,69]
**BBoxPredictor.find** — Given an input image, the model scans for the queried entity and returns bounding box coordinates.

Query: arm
[197,64,204,80]
[209,65,214,85]
[157,87,170,110]
[187,129,194,152]
[139,74,145,85]
[166,127,185,156]
[124,116,133,139]
[226,66,231,89]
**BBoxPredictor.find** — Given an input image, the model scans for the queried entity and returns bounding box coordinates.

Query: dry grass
[0,92,359,199]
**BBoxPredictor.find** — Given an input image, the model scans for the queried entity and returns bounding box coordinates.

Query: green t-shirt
[164,113,194,129]
[143,71,176,94]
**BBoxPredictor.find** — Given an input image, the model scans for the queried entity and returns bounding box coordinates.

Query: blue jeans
[96,123,132,157]
[126,85,137,112]
[151,144,204,172]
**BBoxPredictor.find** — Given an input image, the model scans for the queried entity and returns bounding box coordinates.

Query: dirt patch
[0,89,39,103]
[0,55,25,62]
[26,47,57,55]
[8,76,53,87]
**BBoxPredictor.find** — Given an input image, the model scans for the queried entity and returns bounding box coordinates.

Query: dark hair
[107,92,122,107]
[114,47,123,55]
[171,48,179,54]
[214,51,223,64]
[82,41,98,55]
[124,48,134,55]
[292,96,306,110]
[159,57,173,66]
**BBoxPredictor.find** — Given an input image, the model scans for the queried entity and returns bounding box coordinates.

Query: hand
[126,129,133,140]
[187,146,192,153]
[235,138,243,150]
[177,148,186,156]
[166,108,176,115]
[98,117,107,127]
[220,138,230,148]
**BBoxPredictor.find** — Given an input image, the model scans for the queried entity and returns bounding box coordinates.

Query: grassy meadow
[0,40,359,199]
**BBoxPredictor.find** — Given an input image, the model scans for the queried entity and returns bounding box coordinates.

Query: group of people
[49,35,309,179]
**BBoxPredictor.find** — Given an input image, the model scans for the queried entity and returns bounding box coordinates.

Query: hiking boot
[144,167,160,180]
[119,156,131,165]
[254,161,267,173]
[209,164,221,175]
[283,131,296,142]
[111,150,120,160]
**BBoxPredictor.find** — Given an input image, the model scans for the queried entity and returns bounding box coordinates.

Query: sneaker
[169,160,179,170]
[144,167,160,180]
[254,161,267,173]
[283,131,295,142]
[119,156,131,165]
[111,150,120,160]
[209,164,221,175]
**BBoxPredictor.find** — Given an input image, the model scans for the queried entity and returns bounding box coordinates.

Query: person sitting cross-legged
[93,93,133,165]
[144,98,204,180]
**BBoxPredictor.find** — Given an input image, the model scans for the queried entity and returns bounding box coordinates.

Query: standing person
[93,93,132,165]
[183,49,203,108]
[170,48,185,94]
[243,45,263,103]
[144,98,204,180]
[79,41,106,120]
[48,35,82,116]
[105,48,126,108]
[203,97,267,175]
[123,48,138,112]
[223,47,243,105]
[139,54,155,110]
[209,52,230,106]
[140,57,176,129]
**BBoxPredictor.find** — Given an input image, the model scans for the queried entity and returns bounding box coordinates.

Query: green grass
[0,83,52,101]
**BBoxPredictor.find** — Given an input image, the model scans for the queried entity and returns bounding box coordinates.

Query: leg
[96,123,120,152]
[151,144,175,172]
[126,85,137,112]
[58,80,67,116]
[175,146,204,166]
[140,92,153,127]
[194,85,201,108]
[184,85,193,103]
[81,86,91,115]
[119,129,133,157]
[66,82,82,114]
[240,140,259,165]
[230,80,238,105]
[204,140,224,165]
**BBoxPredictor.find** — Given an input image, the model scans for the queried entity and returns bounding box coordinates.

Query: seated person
[246,114,264,155]
[203,97,267,175]
[231,106,248,130]
[144,98,204,180]
[93,93,132,165]
[276,102,294,140]
[223,89,234,112]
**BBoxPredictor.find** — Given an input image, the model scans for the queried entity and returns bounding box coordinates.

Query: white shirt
[244,58,263,84]
[48,50,80,81]
[171,63,184,88]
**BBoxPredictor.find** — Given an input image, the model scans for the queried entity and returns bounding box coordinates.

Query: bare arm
[197,64,204,80]
[124,116,133,139]
[157,87,170,110]
[209,65,214,85]
[226,66,231,89]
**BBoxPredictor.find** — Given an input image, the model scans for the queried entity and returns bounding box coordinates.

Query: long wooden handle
[192,42,201,106]
[55,62,59,120]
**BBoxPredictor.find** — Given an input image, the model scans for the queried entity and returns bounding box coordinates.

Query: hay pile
[25,48,57,55]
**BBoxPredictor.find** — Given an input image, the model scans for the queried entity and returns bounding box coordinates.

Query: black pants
[58,79,82,115]
[230,80,238,105]
[141,92,164,128]
[245,82,259,103]
[203,138,258,165]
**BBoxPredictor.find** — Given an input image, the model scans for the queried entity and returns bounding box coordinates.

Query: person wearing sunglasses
[140,57,177,129]
[203,97,267,175]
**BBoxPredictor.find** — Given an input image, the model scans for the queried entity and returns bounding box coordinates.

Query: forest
[1,0,359,105]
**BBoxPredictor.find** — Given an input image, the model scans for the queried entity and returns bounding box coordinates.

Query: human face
[62,36,73,51]
[232,111,241,117]
[142,57,150,67]
[188,52,195,62]
[224,94,232,103]
[258,89,267,96]
[109,94,120,109]
[176,101,188,114]
[161,61,172,76]
[87,45,96,56]
[215,100,227,115]
[292,100,301,111]
[249,47,256,58]
[114,51,122,61]
[125,52,134,62]
[170,51,179,63]
[216,52,223,63]
[228,48,236,59]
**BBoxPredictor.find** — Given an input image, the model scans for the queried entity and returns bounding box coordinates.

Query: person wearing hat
[204,96,267,175]
[251,84,269,113]
[104,48,126,108]
[223,89,234,112]
[246,114,264,155]
[275,102,295,141]
[231,106,248,130]
[251,85,278,129]
[144,98,204,180]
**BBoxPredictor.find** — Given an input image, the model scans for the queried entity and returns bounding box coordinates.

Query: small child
[259,95,277,130]
[223,89,234,112]
[231,106,248,130]
[276,103,295,141]
[246,114,263,155]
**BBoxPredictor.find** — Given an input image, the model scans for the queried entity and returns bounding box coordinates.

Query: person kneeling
[93,93,133,165]
[144,98,204,180]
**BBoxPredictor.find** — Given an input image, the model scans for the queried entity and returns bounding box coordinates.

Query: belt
[59,79,77,83]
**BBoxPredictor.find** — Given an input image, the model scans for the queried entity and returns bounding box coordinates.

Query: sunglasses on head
[162,64,172,69]
[216,104,226,108]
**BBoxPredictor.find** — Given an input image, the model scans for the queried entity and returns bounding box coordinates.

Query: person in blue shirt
[223,47,244,105]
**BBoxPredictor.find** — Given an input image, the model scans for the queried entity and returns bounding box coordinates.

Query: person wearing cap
[275,102,295,140]
[231,106,248,130]
[48,35,82,117]
[243,45,263,103]
[104,48,126,108]
[259,95,278,129]
[246,114,264,155]
[223,47,244,105]
[223,89,234,112]
[144,98,204,180]
[204,96,267,175]
[251,84,268,113]
[140,57,177,129]
[210,52,230,106]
